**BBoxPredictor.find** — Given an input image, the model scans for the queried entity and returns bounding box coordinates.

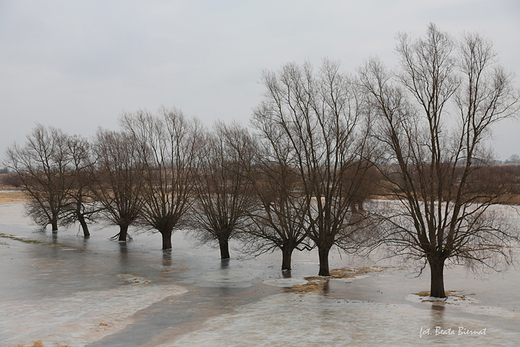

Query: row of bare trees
[241,60,378,276]
[4,106,374,277]
[4,24,519,297]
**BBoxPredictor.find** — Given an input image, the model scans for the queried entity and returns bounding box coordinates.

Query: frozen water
[1,279,186,346]
[199,267,260,287]
[406,292,520,319]
[263,278,308,288]
[160,294,518,347]
[1,202,520,346]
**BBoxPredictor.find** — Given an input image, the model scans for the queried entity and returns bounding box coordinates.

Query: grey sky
[1,0,519,163]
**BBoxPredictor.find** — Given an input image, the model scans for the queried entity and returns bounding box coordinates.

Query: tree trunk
[78,213,90,238]
[281,245,293,271]
[51,216,58,232]
[49,215,58,233]
[218,237,230,259]
[318,245,331,276]
[161,230,172,250]
[119,224,129,242]
[429,256,446,298]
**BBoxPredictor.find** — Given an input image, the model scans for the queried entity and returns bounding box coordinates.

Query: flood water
[1,202,520,346]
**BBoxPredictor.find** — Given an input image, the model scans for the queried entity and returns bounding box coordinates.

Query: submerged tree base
[413,290,477,303]
[109,233,133,242]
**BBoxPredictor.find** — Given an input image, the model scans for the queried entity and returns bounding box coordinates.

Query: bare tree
[253,60,374,276]
[359,24,520,297]
[92,129,144,242]
[4,125,76,232]
[59,134,97,237]
[505,154,520,164]
[223,122,311,271]
[188,122,257,259]
[120,107,202,249]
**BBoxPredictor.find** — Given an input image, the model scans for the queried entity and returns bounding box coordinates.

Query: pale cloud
[1,0,519,162]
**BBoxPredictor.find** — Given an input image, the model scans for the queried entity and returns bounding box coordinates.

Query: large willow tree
[223,122,311,271]
[5,125,89,233]
[189,122,257,259]
[92,129,143,242]
[120,107,202,250]
[360,24,520,297]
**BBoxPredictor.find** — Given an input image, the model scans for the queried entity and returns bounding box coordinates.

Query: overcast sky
[1,0,519,163]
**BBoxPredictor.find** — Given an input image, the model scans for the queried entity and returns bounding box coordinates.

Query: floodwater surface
[1,202,519,346]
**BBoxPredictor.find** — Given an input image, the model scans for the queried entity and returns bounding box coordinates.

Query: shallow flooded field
[1,202,519,346]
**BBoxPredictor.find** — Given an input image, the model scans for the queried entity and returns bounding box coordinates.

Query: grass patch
[291,278,329,294]
[291,266,389,294]
[414,290,431,297]
[0,232,78,250]
[0,190,29,203]
[0,232,56,246]
[330,266,386,279]
[11,340,71,347]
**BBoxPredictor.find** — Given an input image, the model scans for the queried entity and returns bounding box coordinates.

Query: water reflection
[322,280,331,295]
[220,258,230,269]
[163,249,172,267]
[81,236,90,252]
[118,242,131,273]
[430,303,446,327]
[118,242,128,254]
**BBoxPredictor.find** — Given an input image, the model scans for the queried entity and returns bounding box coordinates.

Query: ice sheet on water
[198,267,262,288]
[0,276,188,347]
[157,293,518,347]
[263,277,308,288]
[0,202,31,226]
[406,292,520,319]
